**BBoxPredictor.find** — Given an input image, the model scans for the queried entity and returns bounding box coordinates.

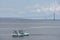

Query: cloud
[32,9,41,13]
[18,11,25,15]
[18,11,24,13]
[25,1,60,13]
[1,0,59,14]
[34,4,41,9]
[0,8,18,11]
[49,1,60,12]
[55,5,60,11]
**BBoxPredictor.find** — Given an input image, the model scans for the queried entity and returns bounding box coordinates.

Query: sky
[0,0,60,19]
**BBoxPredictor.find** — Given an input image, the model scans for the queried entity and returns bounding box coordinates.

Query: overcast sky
[0,0,60,19]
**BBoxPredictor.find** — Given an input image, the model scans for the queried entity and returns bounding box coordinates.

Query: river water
[0,20,60,40]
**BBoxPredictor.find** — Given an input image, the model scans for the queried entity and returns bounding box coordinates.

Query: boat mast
[53,0,56,21]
